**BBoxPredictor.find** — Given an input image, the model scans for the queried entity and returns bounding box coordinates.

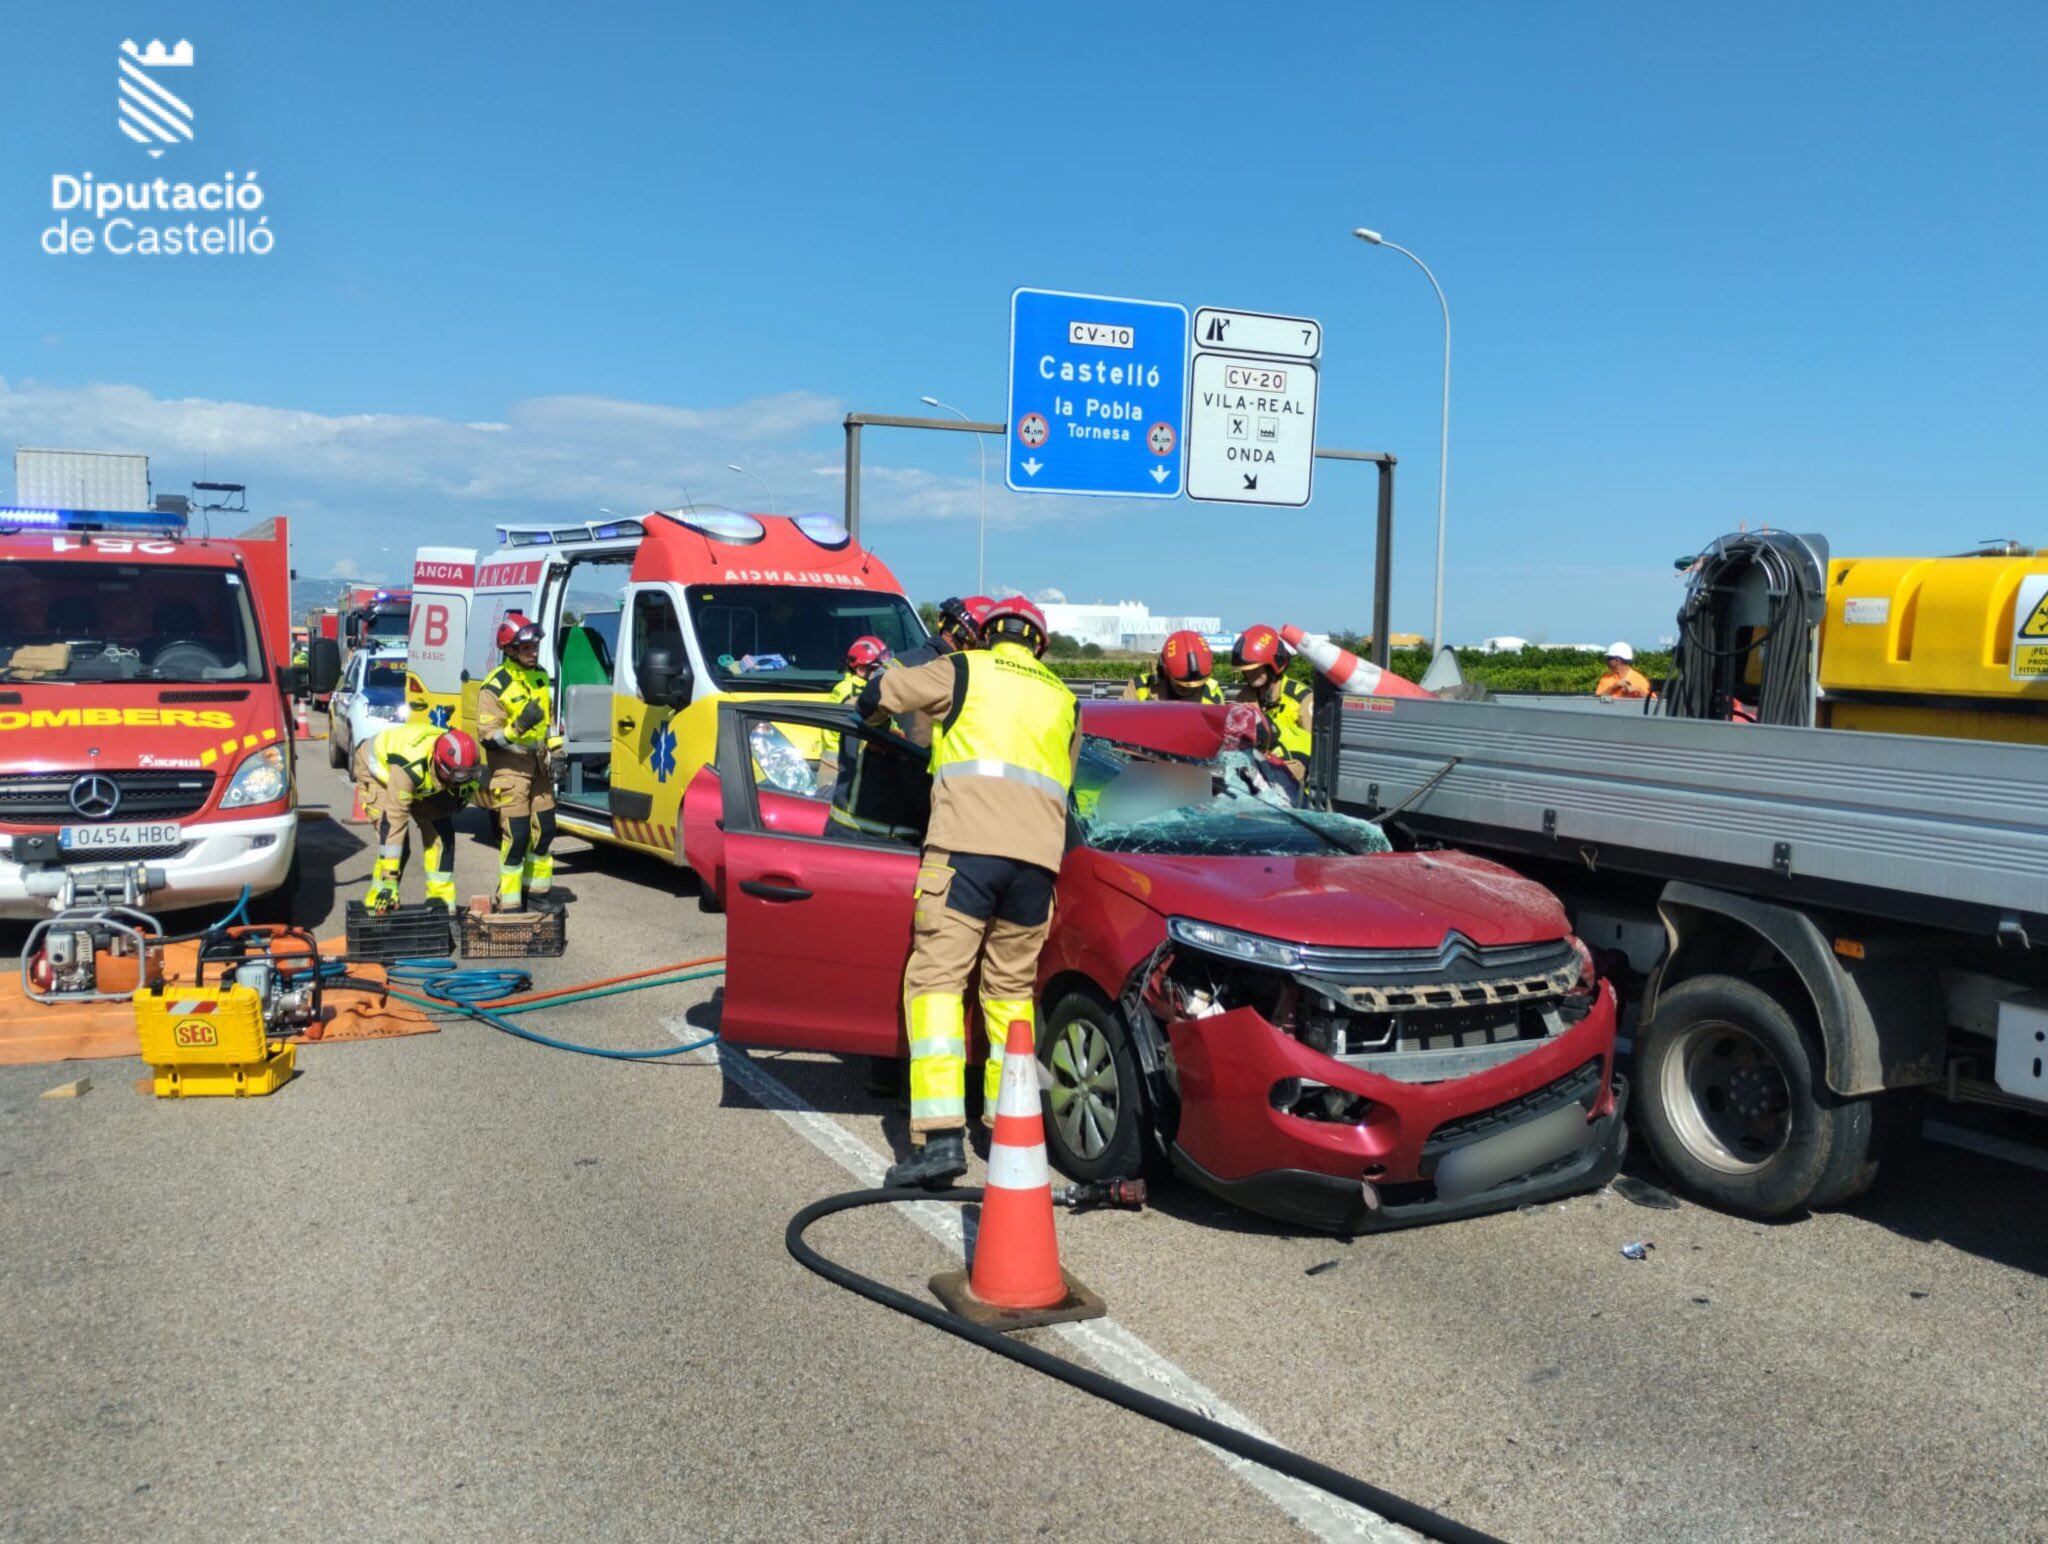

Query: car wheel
[1635,973,1880,1218]
[327,718,345,768]
[1040,992,1150,1183]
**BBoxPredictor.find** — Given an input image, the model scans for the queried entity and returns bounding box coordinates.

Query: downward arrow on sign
[1149,465,1169,484]
[1020,457,1042,477]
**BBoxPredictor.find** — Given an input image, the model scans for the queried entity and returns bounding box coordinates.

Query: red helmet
[431,728,483,787]
[983,595,1049,657]
[496,612,543,652]
[937,595,996,647]
[845,635,890,672]
[1232,623,1292,672]
[1159,630,1214,686]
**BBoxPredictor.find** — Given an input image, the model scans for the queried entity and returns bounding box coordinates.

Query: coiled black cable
[787,1187,1506,1544]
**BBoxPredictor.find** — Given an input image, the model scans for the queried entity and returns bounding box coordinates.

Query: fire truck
[406,508,922,864]
[0,503,303,918]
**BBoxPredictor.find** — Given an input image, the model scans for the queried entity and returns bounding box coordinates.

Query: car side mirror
[640,648,692,708]
[307,637,342,695]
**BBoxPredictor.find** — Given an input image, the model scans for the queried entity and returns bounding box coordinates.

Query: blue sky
[4,2,2043,644]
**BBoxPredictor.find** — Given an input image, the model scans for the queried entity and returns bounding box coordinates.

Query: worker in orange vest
[1595,641,1655,701]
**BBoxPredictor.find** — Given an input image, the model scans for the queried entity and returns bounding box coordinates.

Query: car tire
[1039,992,1151,1183]
[327,719,345,769]
[1635,973,1880,1219]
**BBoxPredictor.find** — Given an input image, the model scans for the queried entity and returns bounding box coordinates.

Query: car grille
[1295,935,1581,1013]
[1422,1057,1605,1162]
[0,769,216,822]
[52,841,193,866]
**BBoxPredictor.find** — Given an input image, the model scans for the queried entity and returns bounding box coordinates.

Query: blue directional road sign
[1006,288,1188,498]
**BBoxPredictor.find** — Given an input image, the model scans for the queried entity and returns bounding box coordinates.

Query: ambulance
[406,508,925,864]
[0,504,303,918]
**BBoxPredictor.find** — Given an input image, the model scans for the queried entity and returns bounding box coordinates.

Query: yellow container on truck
[1819,549,2048,744]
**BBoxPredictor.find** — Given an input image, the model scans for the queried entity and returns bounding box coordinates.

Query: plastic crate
[459,900,567,958]
[344,901,454,963]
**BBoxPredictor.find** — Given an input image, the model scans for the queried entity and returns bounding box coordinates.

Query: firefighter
[477,612,559,910]
[1595,641,1655,701]
[1125,629,1224,704]
[1231,623,1314,765]
[354,724,484,911]
[830,636,892,703]
[858,595,1080,1188]
[932,595,994,656]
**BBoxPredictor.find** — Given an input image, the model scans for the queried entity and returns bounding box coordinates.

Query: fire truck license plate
[58,822,182,851]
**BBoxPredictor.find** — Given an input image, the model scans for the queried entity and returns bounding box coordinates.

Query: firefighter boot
[884,1131,967,1190]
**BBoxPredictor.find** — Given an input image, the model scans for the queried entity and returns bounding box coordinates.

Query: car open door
[715,701,924,1056]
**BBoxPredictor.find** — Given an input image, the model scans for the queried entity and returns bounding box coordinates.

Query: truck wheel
[1040,993,1151,1183]
[246,850,303,926]
[1636,974,1879,1218]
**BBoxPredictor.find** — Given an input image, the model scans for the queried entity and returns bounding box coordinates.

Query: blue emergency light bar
[0,505,188,533]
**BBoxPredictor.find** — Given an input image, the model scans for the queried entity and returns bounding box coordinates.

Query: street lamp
[920,394,987,595]
[725,463,777,514]
[1354,227,1451,651]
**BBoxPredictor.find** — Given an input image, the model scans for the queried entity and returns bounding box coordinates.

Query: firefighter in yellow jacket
[353,723,484,910]
[1231,623,1314,768]
[858,595,1080,1188]
[1124,629,1225,704]
[477,612,559,910]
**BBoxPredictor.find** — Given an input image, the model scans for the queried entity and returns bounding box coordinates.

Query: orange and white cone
[1281,624,1433,700]
[293,696,312,739]
[348,784,371,823]
[968,1019,1068,1310]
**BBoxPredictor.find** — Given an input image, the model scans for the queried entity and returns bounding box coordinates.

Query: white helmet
[1606,641,1635,662]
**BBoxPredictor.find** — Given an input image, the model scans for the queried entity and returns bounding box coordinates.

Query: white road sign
[1186,307,1321,507]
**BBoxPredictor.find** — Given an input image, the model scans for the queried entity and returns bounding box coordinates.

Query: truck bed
[1319,693,2048,937]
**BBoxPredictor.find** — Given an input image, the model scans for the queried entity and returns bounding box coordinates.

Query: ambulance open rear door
[407,548,477,729]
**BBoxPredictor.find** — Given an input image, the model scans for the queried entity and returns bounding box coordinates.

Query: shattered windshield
[1072,735,1391,858]
[0,560,266,684]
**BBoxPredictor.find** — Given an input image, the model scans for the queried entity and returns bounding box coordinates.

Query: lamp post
[1354,227,1451,651]
[725,463,777,515]
[920,395,987,595]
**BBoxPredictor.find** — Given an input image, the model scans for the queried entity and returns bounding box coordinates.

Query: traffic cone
[348,784,371,823]
[1280,624,1433,700]
[293,696,315,740]
[929,1020,1106,1330]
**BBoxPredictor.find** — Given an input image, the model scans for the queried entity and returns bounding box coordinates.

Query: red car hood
[1091,847,1568,951]
[0,685,281,776]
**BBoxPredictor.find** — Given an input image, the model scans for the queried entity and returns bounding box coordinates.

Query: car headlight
[220,744,291,809]
[1167,916,1303,970]
[369,700,408,722]
[749,721,818,796]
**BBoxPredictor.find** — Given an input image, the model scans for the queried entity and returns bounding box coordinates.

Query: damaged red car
[687,698,1626,1232]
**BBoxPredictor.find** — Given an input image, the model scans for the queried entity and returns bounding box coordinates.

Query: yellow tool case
[132,981,296,1097]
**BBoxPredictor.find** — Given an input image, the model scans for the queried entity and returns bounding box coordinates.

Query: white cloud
[1033,586,1066,603]
[329,557,361,580]
[0,376,1110,578]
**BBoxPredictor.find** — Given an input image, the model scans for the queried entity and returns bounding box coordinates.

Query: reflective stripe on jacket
[929,644,1077,803]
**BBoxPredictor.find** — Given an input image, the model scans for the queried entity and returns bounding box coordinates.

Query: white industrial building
[1038,599,1226,653]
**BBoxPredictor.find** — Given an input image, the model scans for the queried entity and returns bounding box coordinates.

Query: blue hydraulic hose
[206,885,252,932]
[382,956,722,1060]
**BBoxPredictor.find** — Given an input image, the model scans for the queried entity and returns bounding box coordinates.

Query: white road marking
[662,1018,1415,1543]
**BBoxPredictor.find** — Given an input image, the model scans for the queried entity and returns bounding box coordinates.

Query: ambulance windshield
[0,561,267,684]
[688,585,927,689]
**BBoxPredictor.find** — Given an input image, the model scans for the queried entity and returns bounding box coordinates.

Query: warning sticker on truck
[1842,597,1890,625]
[2012,574,2048,681]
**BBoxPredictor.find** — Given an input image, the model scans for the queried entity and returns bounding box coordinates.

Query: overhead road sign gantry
[1187,305,1323,508]
[1006,287,1188,498]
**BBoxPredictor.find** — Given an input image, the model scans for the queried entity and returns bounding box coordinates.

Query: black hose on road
[787,1187,1506,1544]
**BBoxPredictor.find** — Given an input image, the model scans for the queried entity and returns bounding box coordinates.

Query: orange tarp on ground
[0,935,436,1068]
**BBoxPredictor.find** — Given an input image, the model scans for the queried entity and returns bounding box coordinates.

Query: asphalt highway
[4,740,2045,1542]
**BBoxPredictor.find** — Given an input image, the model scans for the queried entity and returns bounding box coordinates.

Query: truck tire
[1039,992,1152,1183]
[1636,973,1879,1218]
[246,850,303,926]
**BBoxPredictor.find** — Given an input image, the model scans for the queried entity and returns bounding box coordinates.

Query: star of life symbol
[650,724,679,783]
[119,39,195,159]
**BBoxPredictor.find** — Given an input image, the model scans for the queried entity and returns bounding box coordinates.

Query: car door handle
[616,718,637,731]
[739,878,812,902]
